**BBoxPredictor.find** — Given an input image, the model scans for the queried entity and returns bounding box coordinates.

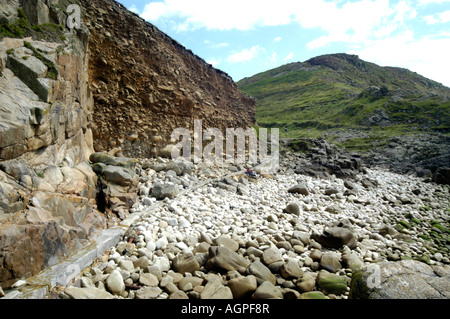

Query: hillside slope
[238,53,450,144]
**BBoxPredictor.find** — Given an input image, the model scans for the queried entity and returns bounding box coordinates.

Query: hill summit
[238,53,450,140]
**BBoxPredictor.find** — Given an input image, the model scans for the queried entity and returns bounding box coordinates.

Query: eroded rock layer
[81,0,256,158]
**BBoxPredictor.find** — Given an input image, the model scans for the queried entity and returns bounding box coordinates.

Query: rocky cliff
[81,0,255,158]
[0,0,255,288]
[0,0,104,288]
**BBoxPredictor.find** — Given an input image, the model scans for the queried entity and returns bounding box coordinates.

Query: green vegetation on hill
[237,53,450,151]
[0,8,67,43]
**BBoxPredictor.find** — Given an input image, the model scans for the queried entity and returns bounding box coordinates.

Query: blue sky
[116,0,450,87]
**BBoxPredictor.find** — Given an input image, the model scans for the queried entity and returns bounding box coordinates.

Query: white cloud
[425,10,450,24]
[128,5,140,14]
[418,0,450,5]
[207,58,220,66]
[204,40,229,48]
[227,45,264,63]
[349,32,450,87]
[139,0,417,48]
[283,52,294,62]
[141,0,294,31]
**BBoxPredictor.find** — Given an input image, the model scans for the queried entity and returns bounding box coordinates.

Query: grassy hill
[237,53,450,151]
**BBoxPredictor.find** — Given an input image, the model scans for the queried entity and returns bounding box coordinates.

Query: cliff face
[0,2,106,287]
[0,0,255,288]
[81,0,256,158]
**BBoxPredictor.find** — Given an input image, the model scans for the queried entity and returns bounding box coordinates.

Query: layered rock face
[81,0,255,158]
[0,1,109,288]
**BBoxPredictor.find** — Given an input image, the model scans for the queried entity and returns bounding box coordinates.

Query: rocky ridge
[40,152,450,300]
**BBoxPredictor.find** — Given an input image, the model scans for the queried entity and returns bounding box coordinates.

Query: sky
[116,0,450,87]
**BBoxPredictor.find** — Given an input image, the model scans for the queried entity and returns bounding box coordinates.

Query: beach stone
[341,247,364,270]
[299,291,329,299]
[284,202,300,216]
[292,231,310,245]
[312,227,357,249]
[310,249,323,261]
[118,259,135,273]
[228,275,258,299]
[316,270,348,295]
[262,246,283,265]
[296,273,316,292]
[320,252,343,273]
[139,273,159,287]
[246,261,276,285]
[135,286,163,299]
[178,277,204,291]
[169,291,189,299]
[288,184,309,195]
[173,253,200,274]
[252,281,283,299]
[151,183,180,199]
[280,258,304,279]
[201,276,233,299]
[64,287,113,299]
[206,246,251,274]
[106,270,125,295]
[215,235,239,252]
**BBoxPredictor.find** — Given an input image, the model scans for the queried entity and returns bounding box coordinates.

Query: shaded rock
[246,261,276,285]
[341,247,364,271]
[102,166,135,187]
[262,246,283,265]
[173,253,200,274]
[228,275,258,299]
[90,152,118,166]
[325,187,339,196]
[296,273,316,293]
[288,184,309,195]
[252,281,283,299]
[320,252,342,273]
[151,183,180,200]
[312,227,357,249]
[378,224,399,237]
[206,246,250,274]
[432,167,450,185]
[284,202,300,216]
[280,258,304,279]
